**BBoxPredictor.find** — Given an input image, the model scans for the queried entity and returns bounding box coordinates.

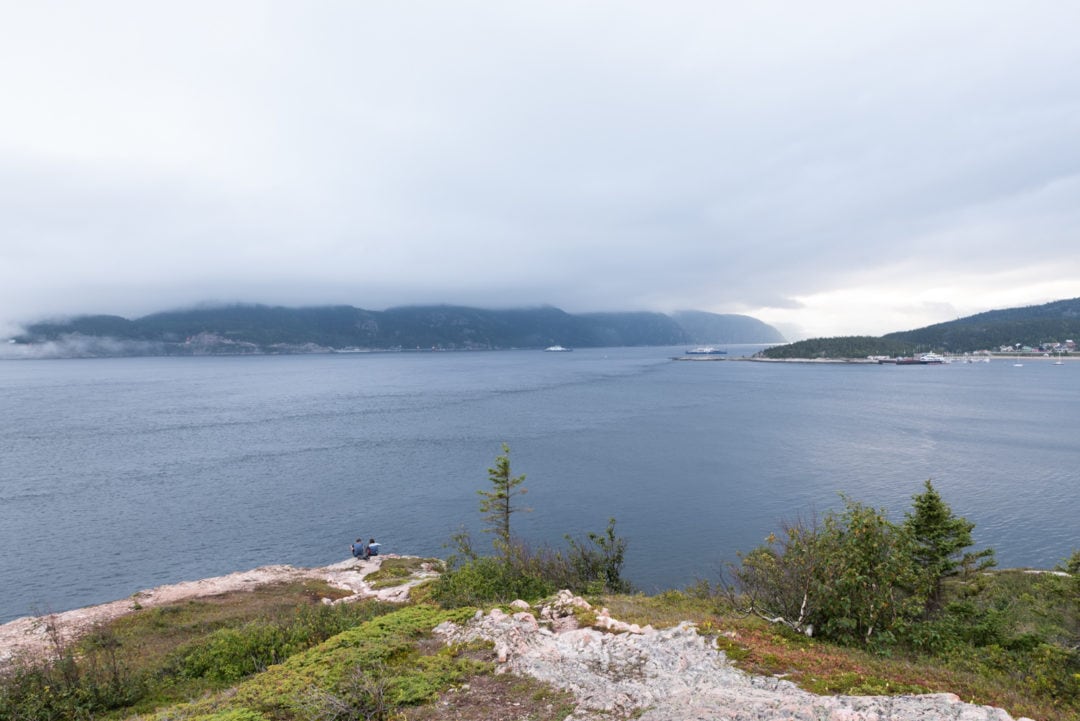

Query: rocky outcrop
[434,590,1030,721]
[0,556,431,665]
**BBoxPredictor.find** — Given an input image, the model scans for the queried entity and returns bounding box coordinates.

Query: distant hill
[761,297,1080,358]
[671,310,786,344]
[884,297,1080,351]
[10,304,785,357]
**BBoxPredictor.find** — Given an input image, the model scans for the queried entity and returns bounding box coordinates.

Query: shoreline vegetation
[2,450,1077,720]
[1,559,1072,660]
[1,557,1075,721]
[748,297,1080,362]
[4,561,1075,721]
[675,353,1080,363]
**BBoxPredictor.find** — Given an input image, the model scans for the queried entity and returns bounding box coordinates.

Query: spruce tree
[478,443,528,560]
[904,479,995,611]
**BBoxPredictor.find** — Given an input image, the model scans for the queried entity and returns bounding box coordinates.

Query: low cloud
[1,2,1078,336]
[0,335,165,360]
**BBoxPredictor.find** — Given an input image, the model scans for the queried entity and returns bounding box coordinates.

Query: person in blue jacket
[367,538,381,556]
[350,538,369,560]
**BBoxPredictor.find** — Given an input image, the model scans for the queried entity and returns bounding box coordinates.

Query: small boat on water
[685,346,727,355]
[544,345,572,352]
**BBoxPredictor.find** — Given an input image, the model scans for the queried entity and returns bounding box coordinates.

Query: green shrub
[436,516,632,610]
[213,605,483,720]
[177,623,293,682]
[905,601,1009,654]
[0,624,147,720]
[445,445,633,604]
[0,599,399,721]
[432,517,635,608]
[430,555,555,608]
[175,601,396,683]
[817,500,925,645]
[564,518,633,594]
[731,498,924,645]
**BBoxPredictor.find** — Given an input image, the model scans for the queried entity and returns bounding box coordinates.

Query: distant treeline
[762,296,1080,358]
[12,304,785,356]
[762,336,917,360]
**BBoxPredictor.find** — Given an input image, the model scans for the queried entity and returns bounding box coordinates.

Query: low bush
[731,498,924,645]
[430,555,555,608]
[564,518,632,594]
[432,519,633,608]
[436,445,633,608]
[0,597,396,720]
[175,601,398,683]
[183,605,485,720]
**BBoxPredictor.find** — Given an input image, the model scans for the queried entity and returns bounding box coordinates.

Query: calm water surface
[1,349,1077,623]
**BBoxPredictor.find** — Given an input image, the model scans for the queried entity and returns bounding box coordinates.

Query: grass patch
[139,605,487,720]
[0,583,397,720]
[365,557,443,590]
[598,588,720,630]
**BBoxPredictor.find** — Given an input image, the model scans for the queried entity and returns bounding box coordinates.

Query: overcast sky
[2,1,1078,340]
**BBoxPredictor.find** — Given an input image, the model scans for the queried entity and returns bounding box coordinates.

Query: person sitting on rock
[367,538,380,556]
[350,538,369,560]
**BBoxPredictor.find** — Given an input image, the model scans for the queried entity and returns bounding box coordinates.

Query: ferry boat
[888,353,946,365]
[544,345,572,352]
[685,347,727,355]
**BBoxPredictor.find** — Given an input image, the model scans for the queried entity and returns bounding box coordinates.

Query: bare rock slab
[434,593,1031,721]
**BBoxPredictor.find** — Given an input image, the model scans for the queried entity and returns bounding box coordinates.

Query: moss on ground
[135,605,485,721]
[365,557,443,590]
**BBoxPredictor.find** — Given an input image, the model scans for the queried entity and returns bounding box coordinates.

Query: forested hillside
[761,297,1080,358]
[884,297,1080,351]
[11,304,784,356]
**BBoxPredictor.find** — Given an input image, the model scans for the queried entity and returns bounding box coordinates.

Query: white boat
[544,345,572,352]
[685,346,727,355]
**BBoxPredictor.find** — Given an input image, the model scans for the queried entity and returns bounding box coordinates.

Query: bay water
[1,348,1077,624]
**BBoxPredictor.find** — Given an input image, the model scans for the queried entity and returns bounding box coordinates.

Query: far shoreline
[674,354,1080,364]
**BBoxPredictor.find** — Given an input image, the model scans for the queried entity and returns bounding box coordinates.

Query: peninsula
[759,296,1080,360]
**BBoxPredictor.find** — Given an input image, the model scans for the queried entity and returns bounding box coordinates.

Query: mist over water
[2,349,1078,624]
